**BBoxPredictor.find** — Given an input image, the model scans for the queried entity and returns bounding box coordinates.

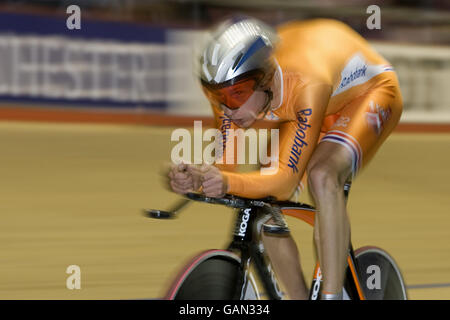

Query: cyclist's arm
[221,82,332,200]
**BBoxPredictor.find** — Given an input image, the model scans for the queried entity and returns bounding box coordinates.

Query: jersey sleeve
[221,82,332,200]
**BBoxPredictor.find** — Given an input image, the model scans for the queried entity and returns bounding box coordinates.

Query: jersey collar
[270,60,284,111]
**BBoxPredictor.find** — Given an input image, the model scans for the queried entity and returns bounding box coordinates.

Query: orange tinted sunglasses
[202,78,258,110]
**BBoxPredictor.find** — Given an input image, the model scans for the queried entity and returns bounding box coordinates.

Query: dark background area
[1,0,449,44]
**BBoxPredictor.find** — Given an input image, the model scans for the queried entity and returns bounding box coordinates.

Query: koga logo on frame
[238,208,251,237]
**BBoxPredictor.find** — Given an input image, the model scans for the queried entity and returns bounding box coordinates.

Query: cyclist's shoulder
[282,68,333,101]
[276,18,359,54]
[275,18,374,75]
[268,68,330,122]
[276,43,334,86]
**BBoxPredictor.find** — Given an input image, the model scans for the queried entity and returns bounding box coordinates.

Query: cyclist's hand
[168,163,197,195]
[199,164,228,198]
[185,164,203,191]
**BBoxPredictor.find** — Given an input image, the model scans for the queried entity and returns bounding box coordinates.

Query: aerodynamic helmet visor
[201,72,264,110]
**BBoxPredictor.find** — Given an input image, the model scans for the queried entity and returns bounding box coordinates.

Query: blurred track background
[0,0,449,300]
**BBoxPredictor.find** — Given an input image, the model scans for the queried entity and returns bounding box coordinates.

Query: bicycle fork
[250,244,285,300]
[228,206,285,300]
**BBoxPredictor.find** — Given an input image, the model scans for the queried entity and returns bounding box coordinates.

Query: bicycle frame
[157,182,373,300]
[225,200,366,300]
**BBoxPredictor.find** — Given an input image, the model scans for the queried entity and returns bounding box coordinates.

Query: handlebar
[145,192,315,235]
[184,192,273,209]
[184,192,315,210]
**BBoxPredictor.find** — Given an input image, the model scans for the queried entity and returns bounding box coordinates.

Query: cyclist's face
[221,90,268,128]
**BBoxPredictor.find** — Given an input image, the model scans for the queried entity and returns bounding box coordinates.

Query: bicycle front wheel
[354,246,407,300]
[166,250,259,300]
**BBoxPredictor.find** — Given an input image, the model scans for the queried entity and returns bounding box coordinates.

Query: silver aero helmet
[198,17,279,110]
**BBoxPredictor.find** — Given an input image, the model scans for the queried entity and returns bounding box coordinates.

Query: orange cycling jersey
[209,19,403,200]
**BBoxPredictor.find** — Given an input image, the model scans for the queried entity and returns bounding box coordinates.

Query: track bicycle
[145,183,407,300]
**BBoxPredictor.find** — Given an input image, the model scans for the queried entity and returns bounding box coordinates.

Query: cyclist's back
[275,19,397,117]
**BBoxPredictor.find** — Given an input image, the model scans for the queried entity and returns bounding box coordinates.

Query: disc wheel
[172,257,242,300]
[354,246,407,300]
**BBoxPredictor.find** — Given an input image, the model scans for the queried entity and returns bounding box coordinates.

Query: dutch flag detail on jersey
[320,130,363,177]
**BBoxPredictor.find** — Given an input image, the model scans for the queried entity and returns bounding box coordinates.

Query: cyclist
[168,17,402,300]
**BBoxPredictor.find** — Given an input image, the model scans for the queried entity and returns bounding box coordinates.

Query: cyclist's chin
[232,118,255,128]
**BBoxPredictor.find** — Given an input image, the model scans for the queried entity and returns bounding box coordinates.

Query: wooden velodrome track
[0,118,449,300]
